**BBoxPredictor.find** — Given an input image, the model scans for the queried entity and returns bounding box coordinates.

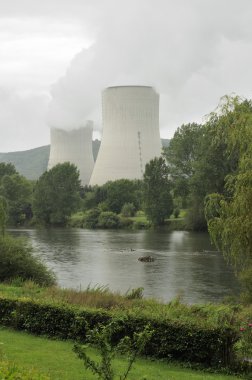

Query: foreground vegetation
[0,235,55,286]
[0,281,251,373]
[0,232,251,377]
[0,234,251,372]
[0,327,242,380]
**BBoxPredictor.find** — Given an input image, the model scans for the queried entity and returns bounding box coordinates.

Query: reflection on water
[9,228,239,303]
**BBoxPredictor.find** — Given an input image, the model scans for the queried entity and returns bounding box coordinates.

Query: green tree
[33,162,81,226]
[103,179,142,214]
[164,97,249,231]
[0,196,8,236]
[0,162,17,179]
[164,122,203,178]
[0,173,32,225]
[143,157,173,226]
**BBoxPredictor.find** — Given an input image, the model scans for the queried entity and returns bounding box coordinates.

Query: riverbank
[0,281,251,374]
[68,210,187,230]
[8,228,239,303]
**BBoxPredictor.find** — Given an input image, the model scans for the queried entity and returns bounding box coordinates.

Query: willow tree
[205,96,252,300]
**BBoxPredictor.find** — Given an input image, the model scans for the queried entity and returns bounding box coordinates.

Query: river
[9,228,239,304]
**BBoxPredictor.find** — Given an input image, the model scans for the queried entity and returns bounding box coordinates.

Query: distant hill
[0,138,169,180]
[0,145,50,180]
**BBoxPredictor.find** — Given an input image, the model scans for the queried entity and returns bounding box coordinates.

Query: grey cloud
[0,87,50,151]
[1,0,252,149]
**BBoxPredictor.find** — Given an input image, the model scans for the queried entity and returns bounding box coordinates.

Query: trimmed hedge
[0,296,237,368]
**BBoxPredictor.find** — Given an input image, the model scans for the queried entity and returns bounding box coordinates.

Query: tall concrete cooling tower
[89,86,161,186]
[48,122,94,185]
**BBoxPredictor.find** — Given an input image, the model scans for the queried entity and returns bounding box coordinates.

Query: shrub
[98,212,120,229]
[239,268,252,304]
[121,203,136,217]
[74,320,153,380]
[83,208,101,228]
[68,212,86,228]
[97,201,109,212]
[132,220,151,229]
[173,207,180,218]
[119,217,134,229]
[0,297,238,368]
[0,235,55,286]
[234,322,252,361]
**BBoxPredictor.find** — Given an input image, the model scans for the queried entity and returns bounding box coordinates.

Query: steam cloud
[47,0,252,135]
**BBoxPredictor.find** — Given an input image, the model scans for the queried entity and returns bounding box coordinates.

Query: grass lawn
[0,327,241,380]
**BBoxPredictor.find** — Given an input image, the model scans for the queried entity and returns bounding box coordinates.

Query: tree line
[0,156,173,232]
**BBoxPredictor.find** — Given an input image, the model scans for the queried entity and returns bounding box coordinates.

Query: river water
[9,228,239,304]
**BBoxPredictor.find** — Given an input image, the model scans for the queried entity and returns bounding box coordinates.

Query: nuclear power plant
[48,122,94,185]
[89,86,161,186]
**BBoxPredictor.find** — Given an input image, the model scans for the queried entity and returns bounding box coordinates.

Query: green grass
[0,327,241,380]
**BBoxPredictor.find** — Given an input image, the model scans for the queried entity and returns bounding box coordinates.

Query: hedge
[0,296,238,368]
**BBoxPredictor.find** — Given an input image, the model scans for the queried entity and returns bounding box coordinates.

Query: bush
[132,220,151,229]
[121,203,136,217]
[83,208,101,228]
[68,212,86,228]
[119,217,134,229]
[239,268,252,304]
[98,212,120,229]
[173,207,180,218]
[0,235,55,286]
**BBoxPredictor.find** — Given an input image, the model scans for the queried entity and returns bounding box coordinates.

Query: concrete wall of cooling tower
[89,86,161,186]
[48,124,94,185]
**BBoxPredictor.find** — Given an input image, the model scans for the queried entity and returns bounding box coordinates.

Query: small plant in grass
[0,360,50,380]
[73,319,153,380]
[234,322,252,363]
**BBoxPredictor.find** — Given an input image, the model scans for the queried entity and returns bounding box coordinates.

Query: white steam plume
[47,0,252,135]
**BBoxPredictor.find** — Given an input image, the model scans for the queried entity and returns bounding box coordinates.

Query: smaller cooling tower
[89,86,161,186]
[48,123,94,185]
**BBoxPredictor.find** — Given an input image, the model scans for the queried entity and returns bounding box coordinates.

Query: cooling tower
[89,86,161,186]
[48,123,94,185]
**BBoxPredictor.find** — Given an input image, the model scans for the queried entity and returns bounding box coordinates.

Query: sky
[1,0,252,152]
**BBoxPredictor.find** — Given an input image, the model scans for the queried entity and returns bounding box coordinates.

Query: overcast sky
[1,0,252,152]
